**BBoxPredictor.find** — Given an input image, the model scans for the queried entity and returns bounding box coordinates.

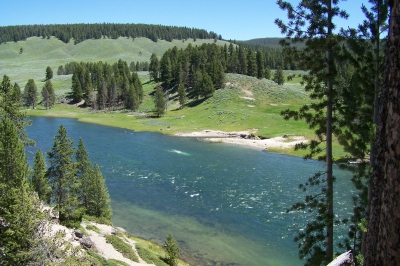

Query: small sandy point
[176,130,307,150]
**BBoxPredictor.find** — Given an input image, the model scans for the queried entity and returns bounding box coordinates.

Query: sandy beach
[175,130,307,150]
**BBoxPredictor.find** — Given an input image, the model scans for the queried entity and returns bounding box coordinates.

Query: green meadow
[0,37,346,158]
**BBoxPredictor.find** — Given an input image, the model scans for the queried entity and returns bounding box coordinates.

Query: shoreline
[27,110,308,154]
[175,130,308,150]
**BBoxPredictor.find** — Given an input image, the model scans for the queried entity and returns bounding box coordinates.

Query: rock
[79,236,94,249]
[111,227,118,235]
[115,227,127,234]
[74,229,83,238]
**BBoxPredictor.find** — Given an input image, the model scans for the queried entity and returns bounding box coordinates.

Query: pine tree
[125,85,138,111]
[154,85,166,117]
[256,50,265,79]
[246,48,257,77]
[47,125,84,227]
[149,53,160,81]
[41,80,56,109]
[12,82,21,106]
[23,79,37,109]
[177,83,186,109]
[164,233,180,266]
[97,80,107,110]
[273,67,285,85]
[86,163,112,222]
[276,0,348,264]
[45,66,53,80]
[200,70,215,98]
[76,138,91,209]
[0,96,46,264]
[71,71,83,102]
[57,65,65,75]
[237,45,247,75]
[264,67,271,80]
[31,149,50,202]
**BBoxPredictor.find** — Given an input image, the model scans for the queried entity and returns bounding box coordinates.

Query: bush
[164,233,180,266]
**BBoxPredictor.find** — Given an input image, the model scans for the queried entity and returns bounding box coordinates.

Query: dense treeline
[0,23,221,44]
[61,60,143,111]
[237,37,284,48]
[151,43,225,97]
[153,42,288,94]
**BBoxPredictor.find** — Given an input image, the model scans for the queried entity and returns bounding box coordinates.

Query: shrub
[164,233,180,266]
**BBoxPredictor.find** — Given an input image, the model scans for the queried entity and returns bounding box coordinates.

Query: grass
[127,235,189,266]
[105,234,139,263]
[1,37,349,159]
[87,250,130,266]
[136,244,169,266]
[86,224,101,234]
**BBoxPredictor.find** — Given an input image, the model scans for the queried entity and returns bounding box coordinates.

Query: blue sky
[1,0,371,40]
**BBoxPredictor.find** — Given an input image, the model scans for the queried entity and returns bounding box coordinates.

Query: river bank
[176,130,307,150]
[25,104,310,156]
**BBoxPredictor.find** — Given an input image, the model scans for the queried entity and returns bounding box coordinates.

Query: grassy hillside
[0,37,347,157]
[0,36,228,86]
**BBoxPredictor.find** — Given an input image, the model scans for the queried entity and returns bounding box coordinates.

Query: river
[26,116,356,266]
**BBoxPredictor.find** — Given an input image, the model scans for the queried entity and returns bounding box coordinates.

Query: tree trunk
[326,0,334,262]
[363,1,382,256]
[365,1,400,265]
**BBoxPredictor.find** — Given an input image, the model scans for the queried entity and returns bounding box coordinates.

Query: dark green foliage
[237,45,247,75]
[157,43,225,94]
[178,83,186,109]
[23,79,37,109]
[154,85,166,117]
[47,125,84,227]
[264,67,271,80]
[199,71,215,98]
[66,60,143,110]
[76,139,112,222]
[105,235,139,262]
[12,82,21,106]
[86,164,112,221]
[0,23,220,44]
[45,66,53,80]
[149,53,160,81]
[164,233,180,266]
[0,77,50,265]
[273,67,284,85]
[276,0,349,264]
[246,48,257,77]
[136,244,168,266]
[41,80,56,109]
[31,149,50,202]
[256,50,265,79]
[76,138,91,209]
[125,85,138,110]
[57,65,65,75]
[72,71,83,101]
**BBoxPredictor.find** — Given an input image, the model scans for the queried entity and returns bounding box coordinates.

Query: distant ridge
[240,38,284,47]
[0,23,222,44]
